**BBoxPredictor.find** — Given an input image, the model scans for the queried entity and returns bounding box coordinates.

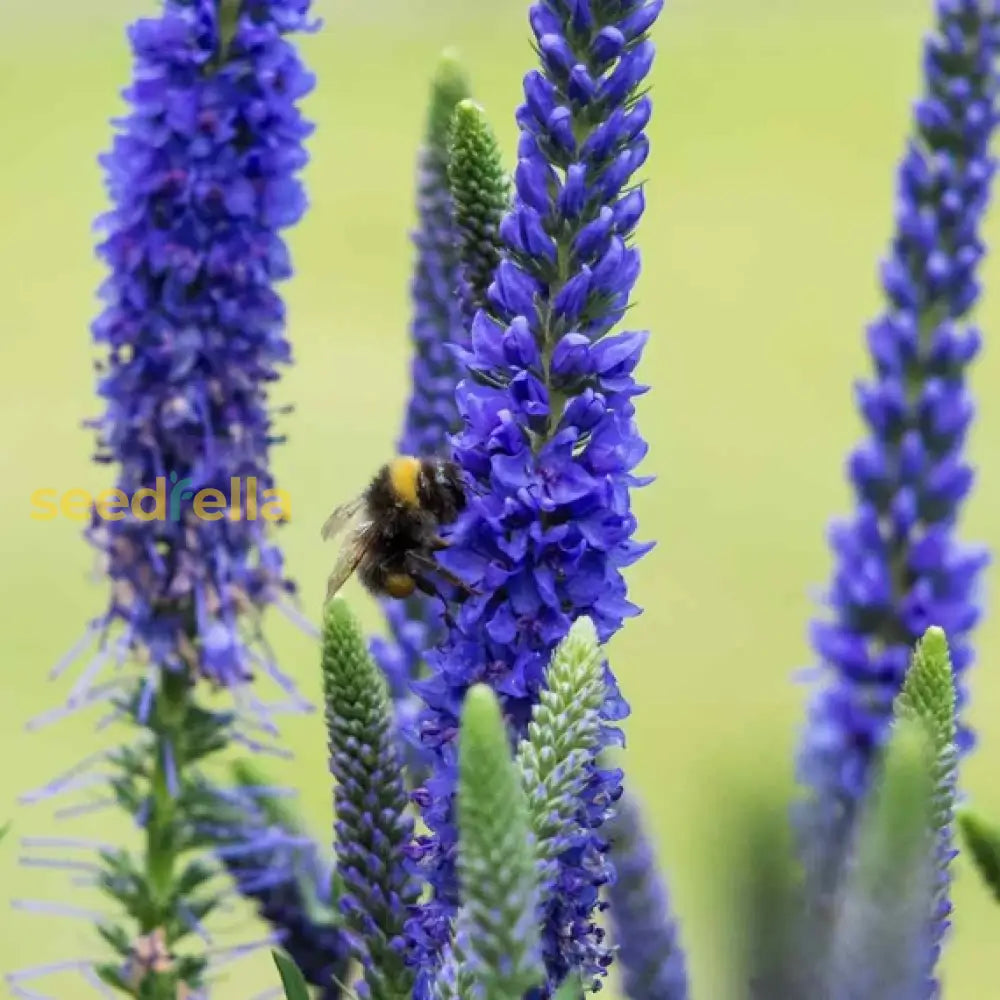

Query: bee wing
[320,494,366,541]
[324,526,374,601]
[323,499,376,601]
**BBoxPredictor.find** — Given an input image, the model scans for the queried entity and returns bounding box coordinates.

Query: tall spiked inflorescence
[796,0,1000,912]
[369,55,470,760]
[448,99,511,327]
[322,599,420,1000]
[605,792,689,1000]
[396,50,471,460]
[412,0,665,988]
[824,630,958,997]
[11,2,316,996]
[452,685,545,1000]
[213,777,350,1000]
[515,617,610,900]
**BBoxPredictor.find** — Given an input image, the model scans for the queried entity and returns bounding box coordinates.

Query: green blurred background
[3,0,1000,996]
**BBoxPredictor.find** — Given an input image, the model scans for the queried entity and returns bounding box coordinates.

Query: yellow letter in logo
[61,489,93,522]
[132,478,167,522]
[193,489,226,522]
[29,489,59,521]
[95,488,129,521]
[260,489,291,523]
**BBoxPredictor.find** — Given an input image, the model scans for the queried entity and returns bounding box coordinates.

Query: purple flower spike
[795,0,1000,950]
[85,0,316,687]
[606,792,689,1000]
[410,0,664,989]
[369,55,471,773]
[15,3,317,995]
[213,780,351,1000]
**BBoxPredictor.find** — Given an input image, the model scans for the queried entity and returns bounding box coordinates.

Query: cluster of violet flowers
[9,1,1000,999]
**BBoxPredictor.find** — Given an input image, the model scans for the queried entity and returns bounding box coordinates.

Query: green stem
[144,667,191,943]
[215,0,242,67]
[537,237,572,452]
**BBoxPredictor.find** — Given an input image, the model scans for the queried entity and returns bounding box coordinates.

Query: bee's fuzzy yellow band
[389,456,421,507]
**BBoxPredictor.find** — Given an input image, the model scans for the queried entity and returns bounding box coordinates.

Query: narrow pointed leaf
[272,949,311,1000]
[958,808,1000,902]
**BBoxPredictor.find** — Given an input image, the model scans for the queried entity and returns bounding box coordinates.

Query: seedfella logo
[30,474,291,522]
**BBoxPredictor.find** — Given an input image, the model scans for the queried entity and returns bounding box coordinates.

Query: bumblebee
[321,456,473,614]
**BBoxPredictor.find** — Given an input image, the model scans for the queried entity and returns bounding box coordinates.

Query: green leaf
[957,808,1000,902]
[271,949,311,1000]
[457,684,545,1000]
[0,821,10,844]
[853,716,935,888]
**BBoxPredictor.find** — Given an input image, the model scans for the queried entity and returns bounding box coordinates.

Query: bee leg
[429,535,450,552]
[410,573,458,630]
[407,550,479,598]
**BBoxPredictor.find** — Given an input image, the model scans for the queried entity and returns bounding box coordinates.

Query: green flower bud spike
[827,715,937,998]
[427,50,472,167]
[894,626,957,758]
[515,616,605,899]
[893,626,959,946]
[322,598,417,1000]
[448,98,511,324]
[434,619,602,999]
[456,684,545,1000]
[827,625,959,997]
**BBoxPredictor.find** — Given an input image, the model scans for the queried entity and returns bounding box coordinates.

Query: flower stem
[145,668,190,928]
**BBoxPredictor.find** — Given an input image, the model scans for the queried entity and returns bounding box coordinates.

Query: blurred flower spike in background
[795,0,1000,937]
